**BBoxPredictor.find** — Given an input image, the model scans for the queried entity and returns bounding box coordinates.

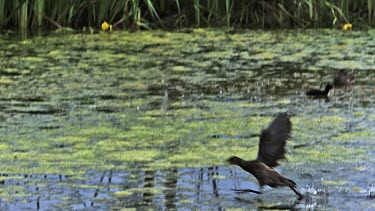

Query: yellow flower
[342,23,352,30]
[101,21,113,32]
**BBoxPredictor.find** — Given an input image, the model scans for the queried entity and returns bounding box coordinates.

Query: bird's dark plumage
[333,70,354,88]
[257,113,291,168]
[227,113,303,200]
[306,84,332,98]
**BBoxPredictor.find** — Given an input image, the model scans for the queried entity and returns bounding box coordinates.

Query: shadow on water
[0,29,374,210]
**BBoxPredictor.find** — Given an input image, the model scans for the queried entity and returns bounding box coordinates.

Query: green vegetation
[322,179,348,185]
[0,0,375,34]
[114,187,164,197]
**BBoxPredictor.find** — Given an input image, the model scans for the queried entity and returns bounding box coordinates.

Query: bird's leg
[289,186,303,200]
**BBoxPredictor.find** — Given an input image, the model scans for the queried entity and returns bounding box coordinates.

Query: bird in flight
[227,113,303,200]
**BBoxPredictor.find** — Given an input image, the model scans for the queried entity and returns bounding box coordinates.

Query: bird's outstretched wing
[256,113,292,168]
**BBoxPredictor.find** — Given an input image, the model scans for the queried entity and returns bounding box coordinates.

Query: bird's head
[227,156,242,165]
[325,84,333,92]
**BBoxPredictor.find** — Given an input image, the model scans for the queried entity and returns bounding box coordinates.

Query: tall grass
[368,0,375,22]
[0,0,374,32]
[19,0,28,31]
[194,0,200,27]
[225,0,232,29]
[35,0,44,29]
[0,0,4,28]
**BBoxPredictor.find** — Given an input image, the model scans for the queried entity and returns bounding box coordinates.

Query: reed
[0,0,4,29]
[368,0,375,22]
[194,0,200,27]
[35,0,45,29]
[19,0,28,31]
[225,0,232,29]
[131,0,141,29]
[98,0,110,25]
[0,0,374,33]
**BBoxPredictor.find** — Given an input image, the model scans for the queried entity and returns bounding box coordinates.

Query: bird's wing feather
[256,113,292,168]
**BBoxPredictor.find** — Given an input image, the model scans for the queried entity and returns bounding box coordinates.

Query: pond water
[0,29,374,210]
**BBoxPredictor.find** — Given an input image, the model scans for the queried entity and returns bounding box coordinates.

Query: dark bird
[306,84,333,98]
[227,113,303,200]
[333,70,354,88]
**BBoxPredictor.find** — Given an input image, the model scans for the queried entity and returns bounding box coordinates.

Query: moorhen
[227,113,303,200]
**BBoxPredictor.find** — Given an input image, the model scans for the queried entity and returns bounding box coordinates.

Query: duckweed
[114,187,164,197]
[322,180,348,185]
[291,144,367,164]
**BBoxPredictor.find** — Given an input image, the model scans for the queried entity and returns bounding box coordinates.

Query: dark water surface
[0,29,374,210]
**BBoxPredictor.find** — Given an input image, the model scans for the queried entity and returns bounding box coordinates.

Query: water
[0,29,374,210]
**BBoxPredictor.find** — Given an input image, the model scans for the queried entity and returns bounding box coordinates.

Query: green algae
[322,180,348,185]
[78,126,121,137]
[171,65,191,72]
[351,187,362,191]
[291,144,367,164]
[0,77,14,84]
[101,149,161,162]
[332,131,375,143]
[0,102,370,175]
[114,187,164,198]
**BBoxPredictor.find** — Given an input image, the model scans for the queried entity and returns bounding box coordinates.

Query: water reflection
[142,170,155,206]
[163,168,177,209]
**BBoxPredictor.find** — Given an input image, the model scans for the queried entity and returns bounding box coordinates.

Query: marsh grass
[0,0,374,33]
[19,0,28,31]
[0,0,4,28]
